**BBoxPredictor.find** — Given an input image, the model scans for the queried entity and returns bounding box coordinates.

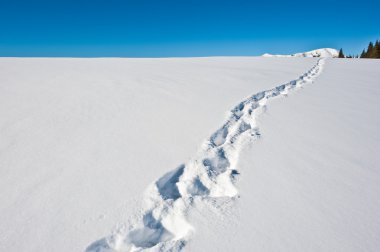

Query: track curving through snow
[86,58,326,252]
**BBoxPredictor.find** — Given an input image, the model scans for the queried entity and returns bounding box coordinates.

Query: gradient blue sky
[0,0,378,57]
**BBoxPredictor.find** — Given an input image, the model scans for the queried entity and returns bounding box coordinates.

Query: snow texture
[86,59,325,251]
[0,57,317,252]
[188,58,380,252]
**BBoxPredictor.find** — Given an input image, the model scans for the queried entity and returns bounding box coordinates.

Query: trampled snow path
[86,59,326,252]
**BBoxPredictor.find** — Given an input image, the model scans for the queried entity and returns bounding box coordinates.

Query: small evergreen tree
[338,48,345,58]
[367,42,374,58]
[374,40,380,58]
[360,49,366,58]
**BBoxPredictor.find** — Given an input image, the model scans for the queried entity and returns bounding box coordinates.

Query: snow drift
[262,48,339,58]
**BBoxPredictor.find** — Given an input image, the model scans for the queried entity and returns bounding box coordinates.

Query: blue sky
[0,0,378,57]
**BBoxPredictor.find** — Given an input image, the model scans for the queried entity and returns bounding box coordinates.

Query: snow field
[87,59,325,251]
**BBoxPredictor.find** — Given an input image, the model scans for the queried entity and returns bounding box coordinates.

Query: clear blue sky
[0,0,378,57]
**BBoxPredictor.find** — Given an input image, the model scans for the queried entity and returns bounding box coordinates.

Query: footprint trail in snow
[86,58,326,252]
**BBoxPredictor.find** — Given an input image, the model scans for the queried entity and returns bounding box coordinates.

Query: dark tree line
[360,40,380,58]
[337,39,379,59]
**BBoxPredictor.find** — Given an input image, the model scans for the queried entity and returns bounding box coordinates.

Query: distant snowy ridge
[86,58,326,252]
[263,48,338,58]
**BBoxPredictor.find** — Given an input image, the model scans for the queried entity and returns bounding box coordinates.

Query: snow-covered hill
[0,57,379,252]
[263,48,339,58]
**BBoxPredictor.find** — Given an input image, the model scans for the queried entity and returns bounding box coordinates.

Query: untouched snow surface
[1,57,379,252]
[263,48,339,58]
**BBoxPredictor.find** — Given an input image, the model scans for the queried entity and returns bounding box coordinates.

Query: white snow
[0,57,379,252]
[263,48,339,58]
[86,58,326,252]
[188,59,380,252]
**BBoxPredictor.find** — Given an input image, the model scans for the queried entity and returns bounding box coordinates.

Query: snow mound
[86,58,326,252]
[263,48,338,58]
